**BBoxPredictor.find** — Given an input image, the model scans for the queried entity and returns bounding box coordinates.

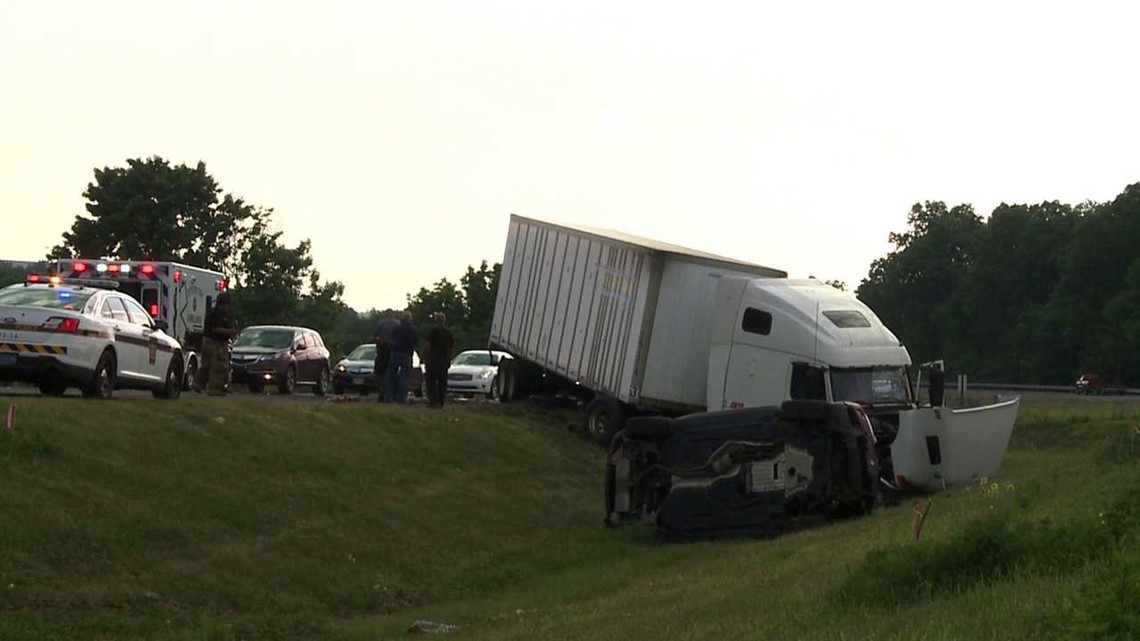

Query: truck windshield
[830,366,911,404]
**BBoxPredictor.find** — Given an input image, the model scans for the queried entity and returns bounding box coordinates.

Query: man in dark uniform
[372,309,400,402]
[386,312,419,405]
[424,312,455,408]
[194,291,238,395]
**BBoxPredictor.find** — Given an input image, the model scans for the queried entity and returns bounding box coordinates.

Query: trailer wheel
[584,396,626,445]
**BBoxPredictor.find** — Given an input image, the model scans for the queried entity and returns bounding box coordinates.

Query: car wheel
[487,376,500,401]
[37,381,67,397]
[183,357,199,391]
[153,358,184,400]
[313,367,330,396]
[277,365,296,395]
[83,350,116,400]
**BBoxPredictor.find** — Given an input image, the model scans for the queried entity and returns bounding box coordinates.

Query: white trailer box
[490,215,786,412]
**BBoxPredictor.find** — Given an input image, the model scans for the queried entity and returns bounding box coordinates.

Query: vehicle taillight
[26,274,41,283]
[217,279,227,292]
[42,317,80,333]
[73,262,88,274]
[139,264,155,275]
[149,304,159,316]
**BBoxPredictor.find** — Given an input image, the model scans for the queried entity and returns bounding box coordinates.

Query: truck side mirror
[929,369,945,407]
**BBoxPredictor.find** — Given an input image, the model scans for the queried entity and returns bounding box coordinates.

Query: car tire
[487,376,500,401]
[83,350,116,400]
[154,357,184,400]
[584,396,627,446]
[183,357,199,391]
[37,381,67,397]
[278,365,296,395]
[313,367,330,396]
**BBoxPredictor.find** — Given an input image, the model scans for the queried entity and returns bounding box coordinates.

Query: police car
[0,276,185,399]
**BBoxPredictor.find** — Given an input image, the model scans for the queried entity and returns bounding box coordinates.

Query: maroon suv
[230,325,331,395]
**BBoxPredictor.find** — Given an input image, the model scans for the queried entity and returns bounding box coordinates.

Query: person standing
[193,291,238,396]
[423,312,455,408]
[372,309,400,402]
[386,312,419,405]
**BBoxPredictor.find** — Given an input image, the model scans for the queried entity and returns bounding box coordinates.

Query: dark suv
[230,326,331,395]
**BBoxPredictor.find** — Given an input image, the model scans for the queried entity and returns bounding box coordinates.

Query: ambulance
[54,259,228,388]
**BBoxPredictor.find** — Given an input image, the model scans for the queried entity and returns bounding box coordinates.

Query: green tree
[49,157,272,279]
[49,156,345,336]
[858,201,984,367]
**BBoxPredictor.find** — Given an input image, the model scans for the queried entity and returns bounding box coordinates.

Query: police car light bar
[25,274,120,289]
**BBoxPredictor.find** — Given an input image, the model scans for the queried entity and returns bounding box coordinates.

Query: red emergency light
[173,270,182,283]
[139,264,156,275]
[217,279,227,292]
[72,262,89,274]
[149,303,159,317]
[26,274,41,283]
[106,264,121,273]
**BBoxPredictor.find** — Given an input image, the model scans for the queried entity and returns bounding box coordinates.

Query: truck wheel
[584,396,626,445]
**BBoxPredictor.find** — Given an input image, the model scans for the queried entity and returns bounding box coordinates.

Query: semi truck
[54,258,228,388]
[489,215,1020,493]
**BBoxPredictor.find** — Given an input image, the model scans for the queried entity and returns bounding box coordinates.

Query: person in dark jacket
[372,309,400,401]
[386,312,419,404]
[193,291,238,395]
[423,312,455,408]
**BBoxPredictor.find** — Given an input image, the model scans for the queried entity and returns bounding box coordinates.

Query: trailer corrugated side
[490,215,785,410]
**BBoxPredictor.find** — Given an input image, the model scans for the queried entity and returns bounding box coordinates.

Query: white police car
[0,276,185,399]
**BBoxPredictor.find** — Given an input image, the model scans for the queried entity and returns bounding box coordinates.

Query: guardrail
[944,381,1135,395]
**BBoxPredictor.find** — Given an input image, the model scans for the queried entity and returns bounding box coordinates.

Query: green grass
[1,394,1139,639]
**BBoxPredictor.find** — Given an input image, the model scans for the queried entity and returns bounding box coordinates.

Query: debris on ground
[408,619,459,634]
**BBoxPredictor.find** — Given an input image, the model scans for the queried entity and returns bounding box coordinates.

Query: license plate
[353,377,364,385]
[0,353,16,366]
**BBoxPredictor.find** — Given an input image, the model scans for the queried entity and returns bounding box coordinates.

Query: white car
[446,349,512,400]
[0,278,185,399]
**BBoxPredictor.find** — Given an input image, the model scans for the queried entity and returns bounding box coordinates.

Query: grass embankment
[2,394,1140,639]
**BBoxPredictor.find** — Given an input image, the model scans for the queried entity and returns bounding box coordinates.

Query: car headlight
[337,364,347,373]
[478,370,493,379]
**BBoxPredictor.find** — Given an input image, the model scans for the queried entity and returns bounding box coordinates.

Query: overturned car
[605,400,885,539]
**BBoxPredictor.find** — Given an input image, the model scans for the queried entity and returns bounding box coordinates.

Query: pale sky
[3,1,1138,310]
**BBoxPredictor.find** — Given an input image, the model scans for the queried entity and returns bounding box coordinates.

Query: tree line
[36,156,1140,385]
[41,156,500,359]
[858,182,1140,386]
